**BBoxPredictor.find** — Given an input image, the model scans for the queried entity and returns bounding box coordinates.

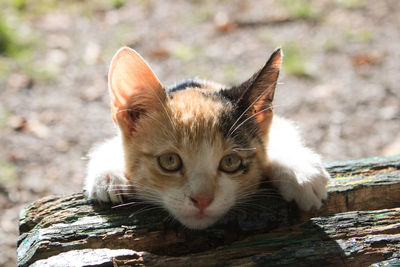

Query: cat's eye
[158,153,182,172]
[219,154,242,173]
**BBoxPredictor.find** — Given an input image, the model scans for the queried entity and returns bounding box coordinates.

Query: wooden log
[28,208,400,267]
[18,155,400,266]
[305,154,400,218]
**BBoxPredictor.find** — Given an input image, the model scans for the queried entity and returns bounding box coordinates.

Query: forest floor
[0,0,399,266]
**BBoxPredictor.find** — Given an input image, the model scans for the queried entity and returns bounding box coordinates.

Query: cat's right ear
[222,48,282,135]
[108,47,165,135]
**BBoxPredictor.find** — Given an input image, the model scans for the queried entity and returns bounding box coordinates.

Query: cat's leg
[84,136,129,204]
[266,116,330,210]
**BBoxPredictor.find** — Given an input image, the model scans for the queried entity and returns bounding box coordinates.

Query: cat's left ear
[226,48,282,134]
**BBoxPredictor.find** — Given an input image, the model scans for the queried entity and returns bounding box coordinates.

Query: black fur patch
[166,79,202,93]
[217,91,259,148]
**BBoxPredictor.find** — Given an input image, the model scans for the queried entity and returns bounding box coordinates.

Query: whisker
[115,107,174,139]
[230,106,273,136]
[232,147,256,152]
[153,91,177,136]
[228,82,276,136]
[129,206,164,217]
[112,201,142,208]
[259,179,303,187]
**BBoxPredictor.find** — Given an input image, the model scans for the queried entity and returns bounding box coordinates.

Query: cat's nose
[190,194,214,212]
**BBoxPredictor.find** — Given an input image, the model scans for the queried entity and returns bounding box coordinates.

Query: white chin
[177,215,220,230]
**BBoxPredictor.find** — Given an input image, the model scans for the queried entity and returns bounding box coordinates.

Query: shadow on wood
[18,155,400,266]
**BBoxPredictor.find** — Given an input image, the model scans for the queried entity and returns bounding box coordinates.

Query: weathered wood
[305,154,400,218]
[18,155,400,266]
[18,193,297,266]
[29,208,400,267]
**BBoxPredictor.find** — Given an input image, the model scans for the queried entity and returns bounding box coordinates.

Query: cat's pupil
[168,156,174,165]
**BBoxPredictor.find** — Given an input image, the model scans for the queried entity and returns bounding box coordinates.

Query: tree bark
[18,155,400,266]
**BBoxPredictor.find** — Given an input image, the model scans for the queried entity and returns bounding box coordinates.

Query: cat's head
[108,47,282,229]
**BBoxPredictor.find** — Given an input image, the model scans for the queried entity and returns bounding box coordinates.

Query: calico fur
[85,47,330,229]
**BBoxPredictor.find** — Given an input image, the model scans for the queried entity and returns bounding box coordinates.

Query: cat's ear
[227,48,282,133]
[108,47,165,135]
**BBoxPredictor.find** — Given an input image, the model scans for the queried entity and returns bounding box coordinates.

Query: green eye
[158,153,182,172]
[219,154,242,173]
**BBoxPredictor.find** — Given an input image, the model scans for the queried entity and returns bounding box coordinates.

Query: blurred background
[0,0,399,265]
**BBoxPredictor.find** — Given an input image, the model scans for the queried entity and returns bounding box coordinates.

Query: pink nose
[190,194,214,211]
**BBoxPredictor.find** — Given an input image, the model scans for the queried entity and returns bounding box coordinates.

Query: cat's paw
[85,171,130,204]
[269,160,330,211]
[286,167,329,211]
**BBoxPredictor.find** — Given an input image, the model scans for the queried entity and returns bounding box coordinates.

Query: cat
[84,47,330,230]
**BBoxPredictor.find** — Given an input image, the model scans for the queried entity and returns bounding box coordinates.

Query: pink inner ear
[108,47,162,124]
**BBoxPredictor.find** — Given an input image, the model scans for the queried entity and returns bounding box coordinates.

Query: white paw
[277,164,330,211]
[85,171,130,204]
[268,158,330,211]
[267,116,330,210]
[290,168,329,211]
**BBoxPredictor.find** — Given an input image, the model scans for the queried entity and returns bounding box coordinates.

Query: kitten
[85,47,330,230]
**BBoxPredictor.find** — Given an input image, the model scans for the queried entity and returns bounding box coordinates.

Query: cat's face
[108,47,281,229]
